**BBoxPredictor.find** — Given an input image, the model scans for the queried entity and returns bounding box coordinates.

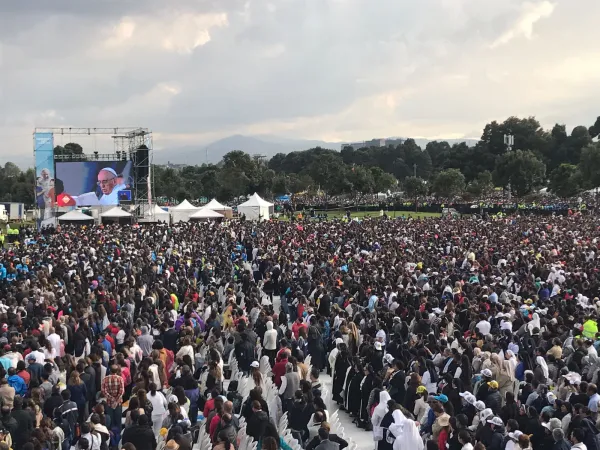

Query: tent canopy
[238,193,274,207]
[100,207,132,218]
[150,204,169,216]
[204,199,232,210]
[58,210,94,221]
[189,208,224,219]
[171,199,198,210]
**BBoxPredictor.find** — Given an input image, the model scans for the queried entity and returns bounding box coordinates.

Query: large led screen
[55,161,133,206]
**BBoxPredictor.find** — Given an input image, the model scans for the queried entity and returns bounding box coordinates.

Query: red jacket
[272,357,288,387]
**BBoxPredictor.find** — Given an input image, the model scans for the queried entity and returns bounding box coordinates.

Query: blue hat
[432,394,449,403]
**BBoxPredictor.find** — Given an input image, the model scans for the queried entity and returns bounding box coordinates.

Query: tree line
[3,115,600,206]
[155,115,600,202]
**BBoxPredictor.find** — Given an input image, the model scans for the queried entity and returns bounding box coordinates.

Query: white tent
[237,193,274,221]
[170,199,199,223]
[145,204,170,223]
[100,207,132,218]
[204,198,233,218]
[189,207,224,220]
[205,199,231,210]
[58,210,94,222]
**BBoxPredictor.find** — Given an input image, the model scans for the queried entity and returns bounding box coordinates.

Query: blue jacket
[8,374,27,396]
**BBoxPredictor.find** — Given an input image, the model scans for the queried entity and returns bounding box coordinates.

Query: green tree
[431,168,465,198]
[272,174,290,195]
[403,176,427,198]
[347,166,375,195]
[477,171,493,194]
[589,116,600,139]
[370,167,397,193]
[307,153,344,193]
[289,173,314,193]
[579,143,600,189]
[425,141,451,168]
[493,150,546,197]
[548,164,581,197]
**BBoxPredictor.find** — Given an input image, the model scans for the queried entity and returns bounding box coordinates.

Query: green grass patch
[277,210,441,220]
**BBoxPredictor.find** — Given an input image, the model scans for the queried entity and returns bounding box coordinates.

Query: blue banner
[34,132,56,227]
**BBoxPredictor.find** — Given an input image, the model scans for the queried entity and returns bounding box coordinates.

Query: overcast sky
[1,0,599,162]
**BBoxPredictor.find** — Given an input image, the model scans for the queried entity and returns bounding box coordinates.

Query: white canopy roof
[150,204,170,216]
[205,198,232,210]
[171,199,198,210]
[100,207,132,218]
[189,208,224,219]
[58,210,94,221]
[238,193,274,207]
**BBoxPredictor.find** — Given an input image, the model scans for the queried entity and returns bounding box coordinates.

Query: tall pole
[413,163,417,178]
[504,134,514,201]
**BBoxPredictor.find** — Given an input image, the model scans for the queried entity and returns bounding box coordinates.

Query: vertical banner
[34,132,56,228]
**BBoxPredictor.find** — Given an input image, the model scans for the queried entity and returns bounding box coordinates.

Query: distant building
[341,137,404,151]
[161,162,188,170]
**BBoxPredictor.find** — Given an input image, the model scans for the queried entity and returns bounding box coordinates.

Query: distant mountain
[153,134,480,165]
[153,134,339,165]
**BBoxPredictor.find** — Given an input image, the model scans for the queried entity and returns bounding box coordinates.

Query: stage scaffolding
[33,127,154,219]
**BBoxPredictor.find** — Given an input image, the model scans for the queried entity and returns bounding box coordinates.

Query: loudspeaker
[134,146,149,181]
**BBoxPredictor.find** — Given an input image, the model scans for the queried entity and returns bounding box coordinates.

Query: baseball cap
[416,386,427,395]
[474,400,486,411]
[487,380,499,389]
[250,361,259,368]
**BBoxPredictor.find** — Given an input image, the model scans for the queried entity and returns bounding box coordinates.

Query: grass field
[281,210,442,220]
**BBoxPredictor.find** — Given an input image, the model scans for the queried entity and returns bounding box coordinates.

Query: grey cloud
[1,0,598,159]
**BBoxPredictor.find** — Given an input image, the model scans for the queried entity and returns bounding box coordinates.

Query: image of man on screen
[73,167,127,206]
[96,167,127,205]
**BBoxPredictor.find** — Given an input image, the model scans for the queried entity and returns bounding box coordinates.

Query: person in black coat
[484,381,502,415]
[358,365,376,428]
[387,361,406,405]
[332,346,351,404]
[247,400,271,442]
[122,414,157,450]
[10,397,34,450]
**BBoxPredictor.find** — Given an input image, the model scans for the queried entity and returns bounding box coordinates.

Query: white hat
[374,342,383,350]
[459,392,476,404]
[480,369,493,377]
[487,416,504,426]
[250,361,259,368]
[480,408,493,421]
[508,431,523,440]
[474,401,486,411]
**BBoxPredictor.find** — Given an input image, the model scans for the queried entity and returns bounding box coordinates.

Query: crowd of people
[0,212,600,450]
